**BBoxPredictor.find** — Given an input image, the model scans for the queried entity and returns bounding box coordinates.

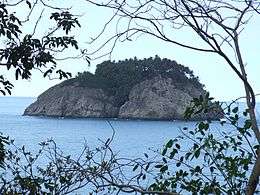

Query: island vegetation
[24,56,222,120]
[70,56,204,106]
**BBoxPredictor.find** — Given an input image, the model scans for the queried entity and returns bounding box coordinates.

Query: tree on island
[75,56,204,106]
[0,0,259,194]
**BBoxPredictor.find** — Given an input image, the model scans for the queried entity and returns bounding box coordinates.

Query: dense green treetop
[66,56,204,106]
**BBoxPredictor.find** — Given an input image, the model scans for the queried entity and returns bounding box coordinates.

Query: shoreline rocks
[24,76,223,120]
[24,82,119,118]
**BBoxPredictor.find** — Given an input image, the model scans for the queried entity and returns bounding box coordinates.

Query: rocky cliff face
[24,82,119,118]
[119,76,222,120]
[119,76,207,120]
[24,76,222,120]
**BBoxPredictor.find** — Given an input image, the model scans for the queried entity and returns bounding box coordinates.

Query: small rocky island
[24,56,222,120]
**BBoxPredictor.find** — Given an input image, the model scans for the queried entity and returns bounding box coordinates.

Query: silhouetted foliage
[0,2,84,96]
[0,100,258,194]
[151,97,259,194]
[0,0,87,172]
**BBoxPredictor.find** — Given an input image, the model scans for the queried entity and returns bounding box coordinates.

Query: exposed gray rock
[24,82,119,118]
[24,76,222,120]
[119,76,207,120]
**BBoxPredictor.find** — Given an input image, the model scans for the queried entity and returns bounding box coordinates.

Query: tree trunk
[234,34,260,195]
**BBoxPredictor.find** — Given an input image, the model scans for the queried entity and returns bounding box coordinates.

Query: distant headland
[24,56,223,120]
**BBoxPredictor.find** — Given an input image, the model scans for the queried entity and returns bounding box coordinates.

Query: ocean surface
[0,97,259,193]
[0,97,199,157]
[0,96,259,157]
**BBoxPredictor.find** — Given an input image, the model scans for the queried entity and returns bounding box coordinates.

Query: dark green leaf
[132,164,138,171]
[232,107,238,113]
[160,165,168,173]
[166,139,173,148]
[26,1,32,9]
[155,164,163,169]
[162,148,167,156]
[194,149,200,159]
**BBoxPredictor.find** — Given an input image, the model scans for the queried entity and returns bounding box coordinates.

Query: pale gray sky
[3,0,260,102]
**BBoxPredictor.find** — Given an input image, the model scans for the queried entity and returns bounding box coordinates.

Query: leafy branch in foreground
[0,1,89,96]
[0,96,259,194]
[0,132,163,194]
[152,97,259,194]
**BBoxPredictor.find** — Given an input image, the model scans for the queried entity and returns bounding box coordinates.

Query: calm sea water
[0,97,259,157]
[0,97,259,193]
[0,97,197,157]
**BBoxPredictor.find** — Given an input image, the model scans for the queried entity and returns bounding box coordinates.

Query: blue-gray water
[0,97,197,157]
[0,97,259,156]
[0,97,259,194]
